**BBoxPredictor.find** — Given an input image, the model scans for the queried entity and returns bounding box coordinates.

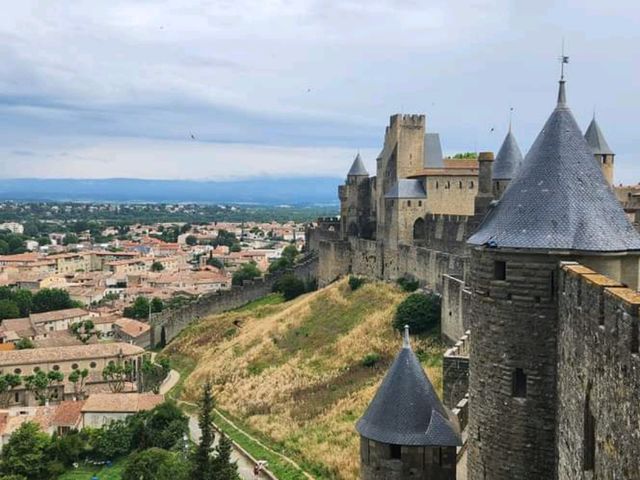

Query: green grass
[234,293,285,317]
[58,458,126,480]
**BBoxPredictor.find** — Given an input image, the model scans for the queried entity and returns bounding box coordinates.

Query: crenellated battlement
[389,113,426,128]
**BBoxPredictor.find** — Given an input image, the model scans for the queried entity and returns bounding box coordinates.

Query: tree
[137,401,189,451]
[15,338,34,350]
[231,262,261,286]
[151,261,165,272]
[0,374,22,408]
[123,448,189,480]
[0,422,50,479]
[229,243,241,252]
[191,382,215,480]
[180,223,192,234]
[0,300,19,320]
[151,297,164,314]
[13,290,32,317]
[70,320,100,344]
[206,257,224,269]
[140,358,170,394]
[31,288,75,313]
[90,420,133,461]
[48,430,86,468]
[68,368,89,398]
[24,371,64,405]
[281,244,299,264]
[62,233,79,245]
[212,433,239,480]
[123,296,150,319]
[273,274,306,301]
[393,293,441,334]
[185,235,198,246]
[102,361,133,393]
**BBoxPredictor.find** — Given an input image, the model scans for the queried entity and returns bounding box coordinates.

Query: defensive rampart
[557,262,640,479]
[149,255,318,347]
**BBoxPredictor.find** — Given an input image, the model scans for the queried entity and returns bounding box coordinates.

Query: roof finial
[509,107,514,132]
[592,106,596,121]
[557,38,569,106]
[403,325,411,349]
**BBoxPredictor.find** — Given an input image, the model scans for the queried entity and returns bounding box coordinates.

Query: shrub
[397,276,419,292]
[393,293,441,334]
[348,276,365,291]
[361,353,381,368]
[273,274,306,301]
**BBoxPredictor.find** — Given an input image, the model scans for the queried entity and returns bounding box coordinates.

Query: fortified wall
[149,255,318,347]
[312,212,479,343]
[556,262,640,479]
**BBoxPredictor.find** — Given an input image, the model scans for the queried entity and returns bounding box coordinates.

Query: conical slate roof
[347,153,369,176]
[584,117,614,155]
[492,129,523,180]
[468,80,640,252]
[424,133,445,168]
[356,326,461,447]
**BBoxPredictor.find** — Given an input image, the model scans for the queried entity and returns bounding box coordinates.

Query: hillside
[162,279,446,479]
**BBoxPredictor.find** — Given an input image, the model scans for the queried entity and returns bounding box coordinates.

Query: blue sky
[0,0,638,184]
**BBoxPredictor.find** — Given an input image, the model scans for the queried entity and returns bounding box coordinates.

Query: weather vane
[559,38,569,80]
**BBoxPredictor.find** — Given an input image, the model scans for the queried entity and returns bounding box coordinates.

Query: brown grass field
[163,279,445,479]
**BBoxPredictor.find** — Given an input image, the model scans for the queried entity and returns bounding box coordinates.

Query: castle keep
[309,71,640,479]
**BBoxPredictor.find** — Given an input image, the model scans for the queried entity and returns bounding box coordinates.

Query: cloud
[0,0,638,184]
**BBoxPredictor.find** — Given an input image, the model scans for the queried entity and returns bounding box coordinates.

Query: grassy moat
[162,279,446,480]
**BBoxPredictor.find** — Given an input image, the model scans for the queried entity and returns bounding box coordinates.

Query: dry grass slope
[164,280,445,480]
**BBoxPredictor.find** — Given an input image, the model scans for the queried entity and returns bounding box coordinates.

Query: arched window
[459,181,463,188]
[470,181,475,189]
[413,218,426,245]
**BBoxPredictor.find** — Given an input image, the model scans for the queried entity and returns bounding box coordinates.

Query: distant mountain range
[0,177,343,205]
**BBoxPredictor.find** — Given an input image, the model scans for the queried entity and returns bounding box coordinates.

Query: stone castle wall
[443,331,470,410]
[556,263,640,480]
[149,255,318,347]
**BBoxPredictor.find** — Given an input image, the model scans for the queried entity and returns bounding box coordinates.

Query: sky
[0,0,638,184]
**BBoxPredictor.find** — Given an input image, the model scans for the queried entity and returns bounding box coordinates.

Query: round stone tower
[466,76,640,479]
[356,326,461,480]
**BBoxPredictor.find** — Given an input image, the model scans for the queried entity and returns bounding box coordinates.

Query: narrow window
[459,181,463,188]
[14,392,19,403]
[469,181,474,189]
[494,261,506,280]
[512,368,527,398]
[631,317,639,354]
[418,201,422,207]
[407,200,411,207]
[446,181,450,189]
[549,271,556,298]
[584,385,595,471]
[390,444,402,459]
[577,282,582,306]
[435,181,439,189]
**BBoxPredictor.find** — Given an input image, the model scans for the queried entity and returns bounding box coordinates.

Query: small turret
[492,126,523,198]
[348,153,369,178]
[585,115,615,186]
[356,325,461,479]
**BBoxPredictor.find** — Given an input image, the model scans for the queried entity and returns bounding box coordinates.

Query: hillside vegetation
[163,279,445,479]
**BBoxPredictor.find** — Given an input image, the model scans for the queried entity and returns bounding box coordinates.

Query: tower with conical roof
[492,124,523,198]
[339,153,375,239]
[466,70,640,480]
[584,115,615,185]
[356,326,461,479]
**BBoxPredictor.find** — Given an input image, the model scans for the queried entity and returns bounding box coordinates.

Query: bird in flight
[190,133,196,140]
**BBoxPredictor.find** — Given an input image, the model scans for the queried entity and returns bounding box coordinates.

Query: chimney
[474,151,495,215]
